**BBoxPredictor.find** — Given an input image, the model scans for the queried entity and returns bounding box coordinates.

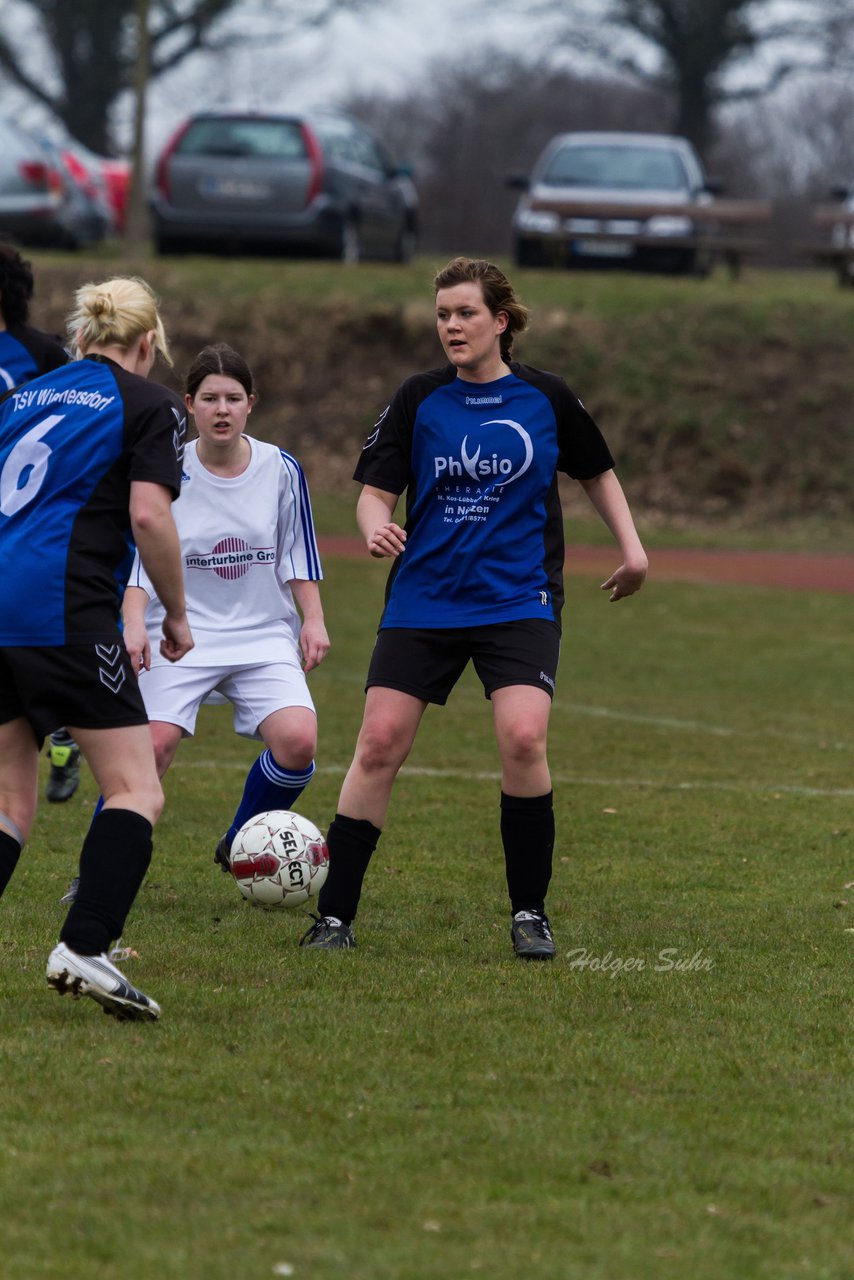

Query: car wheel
[338,219,362,263]
[154,231,185,255]
[513,236,550,268]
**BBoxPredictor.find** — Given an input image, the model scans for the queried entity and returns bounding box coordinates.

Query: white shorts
[139,659,316,740]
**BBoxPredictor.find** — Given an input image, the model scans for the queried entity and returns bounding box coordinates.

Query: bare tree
[124,0,152,252]
[346,51,672,255]
[484,0,851,159]
[0,0,376,153]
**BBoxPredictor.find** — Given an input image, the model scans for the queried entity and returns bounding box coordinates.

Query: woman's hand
[299,617,330,672]
[600,556,648,602]
[122,616,151,675]
[367,522,407,559]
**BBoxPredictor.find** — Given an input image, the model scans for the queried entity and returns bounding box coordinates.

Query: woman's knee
[355,717,412,774]
[150,724,182,778]
[500,720,548,769]
[266,721,317,772]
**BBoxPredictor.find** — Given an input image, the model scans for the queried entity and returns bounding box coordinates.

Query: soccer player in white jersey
[119,343,328,866]
[300,257,648,959]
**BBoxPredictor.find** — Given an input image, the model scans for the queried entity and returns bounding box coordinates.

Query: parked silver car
[151,110,418,261]
[0,114,108,249]
[509,130,717,274]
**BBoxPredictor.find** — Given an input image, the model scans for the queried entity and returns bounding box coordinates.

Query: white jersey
[130,436,322,666]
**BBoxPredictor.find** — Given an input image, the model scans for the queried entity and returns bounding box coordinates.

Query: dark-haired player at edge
[0,276,193,1020]
[301,256,647,959]
[0,238,82,803]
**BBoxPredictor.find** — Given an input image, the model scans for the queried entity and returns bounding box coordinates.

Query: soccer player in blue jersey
[0,239,67,388]
[0,239,82,804]
[301,256,648,959]
[0,276,193,1020]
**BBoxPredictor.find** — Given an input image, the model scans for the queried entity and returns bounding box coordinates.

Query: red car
[98,157,131,233]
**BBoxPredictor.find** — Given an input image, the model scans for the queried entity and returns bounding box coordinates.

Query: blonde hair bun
[67,276,172,366]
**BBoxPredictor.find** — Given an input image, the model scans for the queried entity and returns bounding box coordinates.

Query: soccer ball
[228,810,329,909]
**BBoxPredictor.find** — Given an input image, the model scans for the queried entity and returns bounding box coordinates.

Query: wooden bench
[802,204,854,286]
[527,198,772,278]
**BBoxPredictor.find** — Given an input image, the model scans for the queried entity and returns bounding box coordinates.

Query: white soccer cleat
[46,942,161,1022]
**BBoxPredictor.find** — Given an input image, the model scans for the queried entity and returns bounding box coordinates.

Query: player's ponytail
[67,276,172,366]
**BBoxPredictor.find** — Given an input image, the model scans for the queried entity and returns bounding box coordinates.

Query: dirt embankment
[34,264,854,528]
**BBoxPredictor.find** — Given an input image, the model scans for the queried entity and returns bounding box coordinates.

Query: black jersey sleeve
[121,376,186,498]
[514,364,615,479]
[353,367,454,493]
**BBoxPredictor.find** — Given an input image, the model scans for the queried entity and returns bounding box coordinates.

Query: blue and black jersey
[0,354,185,645]
[0,324,68,392]
[354,362,614,630]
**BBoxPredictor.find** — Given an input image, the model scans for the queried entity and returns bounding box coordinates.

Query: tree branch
[0,28,61,115]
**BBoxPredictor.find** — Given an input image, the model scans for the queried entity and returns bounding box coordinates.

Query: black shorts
[366,620,561,706]
[0,640,147,741]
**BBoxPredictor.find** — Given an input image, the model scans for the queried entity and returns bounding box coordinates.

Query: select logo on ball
[228,810,329,908]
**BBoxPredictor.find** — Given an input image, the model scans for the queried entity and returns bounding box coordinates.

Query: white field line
[321,677,850,750]
[559,702,850,750]
[183,759,854,799]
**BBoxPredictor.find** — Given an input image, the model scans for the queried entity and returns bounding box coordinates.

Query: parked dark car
[150,110,418,260]
[0,113,109,249]
[37,136,112,246]
[508,130,718,274]
[0,113,61,246]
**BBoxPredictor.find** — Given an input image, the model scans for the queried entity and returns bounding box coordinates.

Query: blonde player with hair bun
[67,275,172,366]
[0,275,192,1021]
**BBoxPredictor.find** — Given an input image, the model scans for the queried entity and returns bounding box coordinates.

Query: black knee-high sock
[0,830,22,898]
[501,791,554,915]
[317,814,381,925]
[60,809,153,956]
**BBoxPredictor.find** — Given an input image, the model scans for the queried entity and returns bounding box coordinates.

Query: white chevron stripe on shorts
[95,643,126,694]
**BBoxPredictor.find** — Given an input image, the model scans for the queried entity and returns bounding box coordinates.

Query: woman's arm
[289,579,330,673]
[577,469,648,602]
[121,585,152,675]
[129,480,193,660]
[357,485,406,559]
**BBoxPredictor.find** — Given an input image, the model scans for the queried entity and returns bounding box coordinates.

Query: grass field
[1,550,851,1280]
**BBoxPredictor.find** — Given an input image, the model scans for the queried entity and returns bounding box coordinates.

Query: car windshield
[177,119,306,160]
[542,144,688,192]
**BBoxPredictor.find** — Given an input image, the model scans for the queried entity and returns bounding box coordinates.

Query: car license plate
[573,239,633,258]
[198,176,271,201]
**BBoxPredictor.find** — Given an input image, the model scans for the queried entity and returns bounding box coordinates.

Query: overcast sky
[135,0,567,150]
[0,0,825,156]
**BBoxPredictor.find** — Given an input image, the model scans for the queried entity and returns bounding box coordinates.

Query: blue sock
[226,751,315,845]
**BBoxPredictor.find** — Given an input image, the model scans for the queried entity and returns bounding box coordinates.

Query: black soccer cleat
[299,915,356,949]
[46,742,81,804]
[511,910,556,960]
[214,833,232,873]
[58,875,80,905]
